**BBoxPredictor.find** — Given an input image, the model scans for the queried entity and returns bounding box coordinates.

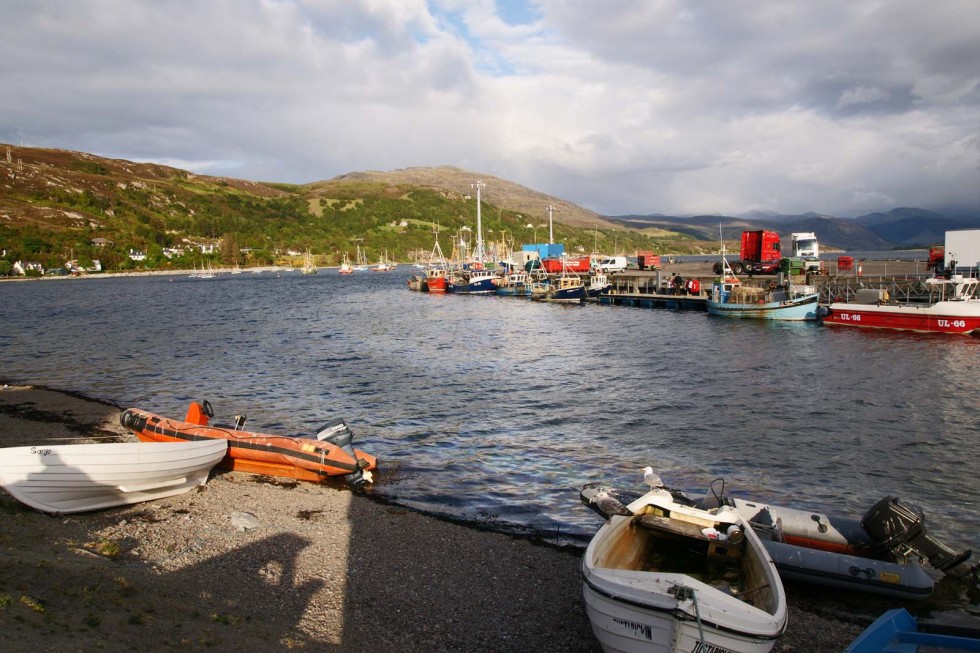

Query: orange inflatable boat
[120,401,377,486]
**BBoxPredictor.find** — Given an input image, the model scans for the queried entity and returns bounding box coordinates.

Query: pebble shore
[0,385,868,651]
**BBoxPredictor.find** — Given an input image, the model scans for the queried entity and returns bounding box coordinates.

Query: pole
[472,181,486,262]
[547,205,555,244]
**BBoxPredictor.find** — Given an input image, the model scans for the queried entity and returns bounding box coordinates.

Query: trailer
[713,230,782,275]
[944,229,980,275]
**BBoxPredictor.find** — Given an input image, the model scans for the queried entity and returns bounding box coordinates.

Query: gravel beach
[0,385,868,652]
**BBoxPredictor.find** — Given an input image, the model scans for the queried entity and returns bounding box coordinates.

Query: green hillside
[0,144,693,274]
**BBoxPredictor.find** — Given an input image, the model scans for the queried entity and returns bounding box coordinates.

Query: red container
[541,256,592,273]
[637,251,661,270]
[837,256,854,272]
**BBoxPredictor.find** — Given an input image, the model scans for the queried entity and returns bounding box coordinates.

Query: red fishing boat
[120,401,377,485]
[821,274,980,335]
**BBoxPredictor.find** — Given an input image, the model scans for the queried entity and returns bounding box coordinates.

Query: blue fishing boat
[707,278,820,320]
[447,267,498,294]
[494,270,533,297]
[845,608,980,652]
[531,271,585,303]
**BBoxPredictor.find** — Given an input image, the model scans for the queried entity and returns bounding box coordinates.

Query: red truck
[713,230,782,275]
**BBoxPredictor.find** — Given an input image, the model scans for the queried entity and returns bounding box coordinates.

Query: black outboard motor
[861,496,973,574]
[316,417,368,486]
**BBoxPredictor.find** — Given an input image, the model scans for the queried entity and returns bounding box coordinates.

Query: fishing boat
[447,267,498,294]
[120,401,377,486]
[585,270,611,300]
[373,250,394,271]
[845,608,980,653]
[338,253,354,275]
[425,266,449,293]
[532,270,585,303]
[0,439,227,514]
[581,473,787,653]
[582,473,973,600]
[301,248,318,274]
[493,270,534,297]
[707,278,820,320]
[821,274,980,335]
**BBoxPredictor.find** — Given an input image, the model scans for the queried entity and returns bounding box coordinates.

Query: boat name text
[30,447,53,456]
[692,641,739,653]
[610,617,652,641]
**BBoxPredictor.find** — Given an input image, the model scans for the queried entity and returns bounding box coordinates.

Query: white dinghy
[0,439,227,514]
[581,473,787,653]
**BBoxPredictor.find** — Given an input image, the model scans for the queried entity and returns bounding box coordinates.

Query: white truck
[790,232,822,272]
[944,229,980,274]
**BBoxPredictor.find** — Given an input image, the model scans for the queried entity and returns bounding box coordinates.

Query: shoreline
[0,384,872,651]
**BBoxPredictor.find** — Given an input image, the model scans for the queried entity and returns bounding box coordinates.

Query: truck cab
[790,232,821,272]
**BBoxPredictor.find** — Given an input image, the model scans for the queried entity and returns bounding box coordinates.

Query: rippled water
[2,269,978,557]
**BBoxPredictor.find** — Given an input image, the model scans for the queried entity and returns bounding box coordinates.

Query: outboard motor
[861,496,972,574]
[316,417,368,486]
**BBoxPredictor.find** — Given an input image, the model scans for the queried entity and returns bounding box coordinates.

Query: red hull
[823,305,980,335]
[426,276,447,293]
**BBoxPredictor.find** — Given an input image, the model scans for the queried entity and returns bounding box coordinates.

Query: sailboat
[353,245,369,271]
[302,248,318,275]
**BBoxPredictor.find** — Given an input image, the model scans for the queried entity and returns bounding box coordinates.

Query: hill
[0,144,671,273]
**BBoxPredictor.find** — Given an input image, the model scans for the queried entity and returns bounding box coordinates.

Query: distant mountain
[852,208,977,247]
[605,208,980,251]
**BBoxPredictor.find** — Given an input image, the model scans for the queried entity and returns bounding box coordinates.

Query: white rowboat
[0,439,227,514]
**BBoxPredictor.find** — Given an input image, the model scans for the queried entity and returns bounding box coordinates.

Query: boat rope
[671,585,707,647]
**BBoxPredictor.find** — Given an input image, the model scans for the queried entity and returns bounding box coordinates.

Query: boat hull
[822,302,980,335]
[707,294,819,320]
[582,513,786,653]
[0,439,227,514]
[120,406,377,484]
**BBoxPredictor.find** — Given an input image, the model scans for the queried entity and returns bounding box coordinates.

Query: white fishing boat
[581,473,787,653]
[0,439,227,514]
[302,248,318,274]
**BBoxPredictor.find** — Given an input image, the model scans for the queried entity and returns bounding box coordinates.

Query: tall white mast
[472,181,486,262]
[547,205,555,244]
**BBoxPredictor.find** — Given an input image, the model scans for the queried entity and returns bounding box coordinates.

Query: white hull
[0,439,227,513]
[582,508,786,653]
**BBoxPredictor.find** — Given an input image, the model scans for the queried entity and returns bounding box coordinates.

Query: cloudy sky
[3,1,979,217]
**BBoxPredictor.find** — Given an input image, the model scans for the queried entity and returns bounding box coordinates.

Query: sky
[2,0,979,218]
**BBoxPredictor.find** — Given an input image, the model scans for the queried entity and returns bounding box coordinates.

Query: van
[598,256,628,272]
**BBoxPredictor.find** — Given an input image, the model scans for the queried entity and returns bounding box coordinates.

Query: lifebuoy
[768,281,777,289]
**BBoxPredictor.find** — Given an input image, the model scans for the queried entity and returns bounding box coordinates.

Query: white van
[598,256,628,273]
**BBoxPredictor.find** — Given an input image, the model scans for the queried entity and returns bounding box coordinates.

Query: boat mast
[472,181,485,263]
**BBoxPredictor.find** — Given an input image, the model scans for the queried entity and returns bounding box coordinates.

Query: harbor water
[2,268,978,561]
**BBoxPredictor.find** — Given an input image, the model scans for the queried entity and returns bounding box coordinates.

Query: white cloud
[1,0,978,217]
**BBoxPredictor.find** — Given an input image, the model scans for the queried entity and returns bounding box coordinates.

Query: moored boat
[120,401,377,486]
[532,271,585,303]
[821,274,980,335]
[407,274,427,291]
[582,476,787,653]
[707,279,820,320]
[425,266,449,293]
[493,270,533,297]
[582,473,973,600]
[447,267,498,294]
[338,253,354,275]
[0,438,227,514]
